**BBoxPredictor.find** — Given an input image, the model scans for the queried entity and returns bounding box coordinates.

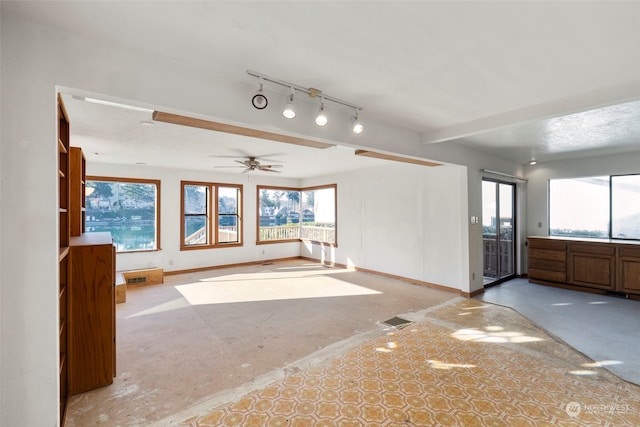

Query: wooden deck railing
[185,226,239,245]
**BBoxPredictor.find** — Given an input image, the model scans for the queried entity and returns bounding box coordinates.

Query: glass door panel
[482,179,516,286]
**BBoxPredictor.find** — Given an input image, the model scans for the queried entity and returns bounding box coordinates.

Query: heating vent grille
[126,276,147,284]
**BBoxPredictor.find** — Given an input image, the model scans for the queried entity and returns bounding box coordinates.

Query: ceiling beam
[421,79,640,144]
[152,111,335,149]
[355,150,441,167]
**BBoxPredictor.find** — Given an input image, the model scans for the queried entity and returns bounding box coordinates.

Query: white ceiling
[6,1,640,171]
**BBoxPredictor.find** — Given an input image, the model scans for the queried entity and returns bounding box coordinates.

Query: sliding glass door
[482,180,516,286]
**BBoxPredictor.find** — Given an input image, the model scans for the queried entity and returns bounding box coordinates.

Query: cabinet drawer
[529,248,566,262]
[529,268,566,283]
[619,246,640,258]
[569,243,615,256]
[528,238,566,250]
[529,258,565,272]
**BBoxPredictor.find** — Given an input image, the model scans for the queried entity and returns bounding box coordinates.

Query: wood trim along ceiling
[355,150,442,167]
[152,111,335,149]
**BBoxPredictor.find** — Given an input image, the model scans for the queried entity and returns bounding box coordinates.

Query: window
[258,184,336,245]
[301,186,336,244]
[549,176,609,238]
[181,181,242,249]
[86,177,160,252]
[549,174,640,240]
[612,174,640,239]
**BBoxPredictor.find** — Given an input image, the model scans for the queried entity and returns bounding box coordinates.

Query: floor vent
[126,276,147,284]
[382,316,413,329]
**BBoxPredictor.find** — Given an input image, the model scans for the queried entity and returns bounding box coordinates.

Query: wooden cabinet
[69,232,116,395]
[528,236,640,297]
[58,94,70,425]
[69,147,86,236]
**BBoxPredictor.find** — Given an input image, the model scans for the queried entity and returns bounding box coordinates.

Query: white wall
[525,150,640,241]
[87,162,301,272]
[301,162,470,292]
[421,141,525,292]
[0,11,455,426]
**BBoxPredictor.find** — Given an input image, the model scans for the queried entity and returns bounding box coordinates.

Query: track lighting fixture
[248,70,364,134]
[351,110,364,134]
[251,77,268,110]
[315,97,328,126]
[282,87,296,119]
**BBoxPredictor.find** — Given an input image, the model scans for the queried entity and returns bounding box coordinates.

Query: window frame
[86,176,161,253]
[548,173,640,241]
[257,184,337,246]
[180,180,243,250]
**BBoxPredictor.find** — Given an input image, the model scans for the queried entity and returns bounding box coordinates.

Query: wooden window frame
[86,176,161,253]
[180,181,243,250]
[257,184,337,247]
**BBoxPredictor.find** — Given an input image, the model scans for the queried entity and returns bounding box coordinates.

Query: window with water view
[85,177,160,252]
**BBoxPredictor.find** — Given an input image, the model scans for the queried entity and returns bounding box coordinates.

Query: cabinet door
[618,247,640,295]
[568,243,615,290]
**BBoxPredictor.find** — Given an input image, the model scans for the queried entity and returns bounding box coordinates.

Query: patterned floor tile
[180,299,640,427]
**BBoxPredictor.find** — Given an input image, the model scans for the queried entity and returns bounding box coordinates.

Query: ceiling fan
[215,157,283,173]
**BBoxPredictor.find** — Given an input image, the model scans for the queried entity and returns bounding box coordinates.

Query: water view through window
[86,178,159,252]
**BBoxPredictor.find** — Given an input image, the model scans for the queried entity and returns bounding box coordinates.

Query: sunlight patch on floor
[451,327,544,344]
[175,275,381,305]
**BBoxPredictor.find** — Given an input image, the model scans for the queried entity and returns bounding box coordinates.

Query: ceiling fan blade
[258,166,281,173]
[214,165,245,168]
[241,168,252,174]
[235,160,249,166]
[260,164,283,168]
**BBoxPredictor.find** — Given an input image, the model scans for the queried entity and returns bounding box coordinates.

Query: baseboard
[460,288,485,298]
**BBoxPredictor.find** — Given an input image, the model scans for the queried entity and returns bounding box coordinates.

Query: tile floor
[176,299,640,427]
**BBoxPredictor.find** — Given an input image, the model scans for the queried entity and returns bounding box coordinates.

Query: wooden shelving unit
[57,98,116,420]
[70,147,86,236]
[58,94,70,425]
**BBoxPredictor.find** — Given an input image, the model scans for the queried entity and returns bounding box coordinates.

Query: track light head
[315,99,328,126]
[282,87,296,119]
[251,78,268,110]
[351,111,364,134]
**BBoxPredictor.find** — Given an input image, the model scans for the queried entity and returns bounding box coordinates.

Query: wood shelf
[59,247,69,262]
[58,138,67,153]
[59,170,65,179]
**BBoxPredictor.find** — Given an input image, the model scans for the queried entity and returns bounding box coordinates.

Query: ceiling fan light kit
[248,70,364,133]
